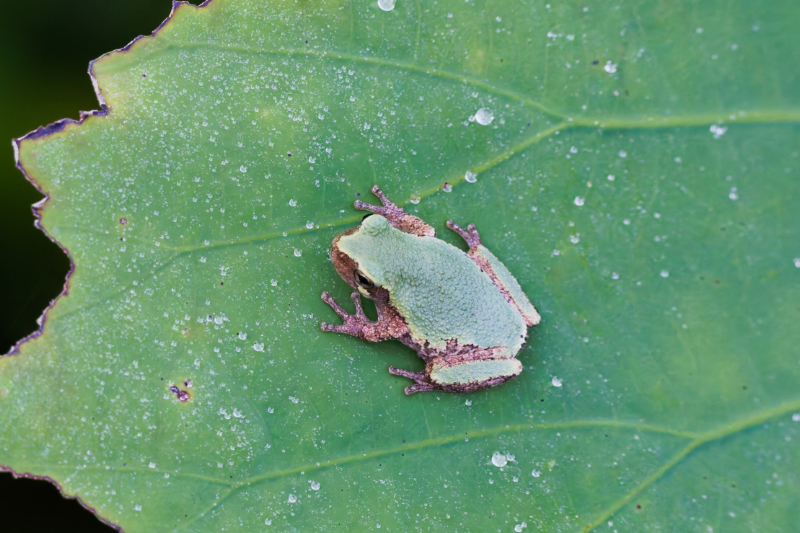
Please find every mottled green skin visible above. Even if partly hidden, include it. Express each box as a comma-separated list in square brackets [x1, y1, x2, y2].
[472, 245, 541, 326]
[338, 215, 527, 356]
[430, 358, 523, 385]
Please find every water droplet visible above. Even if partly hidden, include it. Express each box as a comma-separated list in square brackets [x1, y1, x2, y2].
[233, 408, 243, 418]
[288, 494, 297, 503]
[660, 270, 670, 278]
[270, 279, 277, 286]
[290, 396, 299, 404]
[294, 249, 302, 257]
[574, 196, 585, 206]
[200, 256, 207, 263]
[710, 124, 728, 138]
[149, 462, 156, 468]
[409, 194, 421, 204]
[474, 108, 494, 125]
[465, 171, 478, 183]
[532, 469, 541, 478]
[793, 258, 800, 268]
[729, 187, 738, 200]
[310, 481, 321, 490]
[308, 156, 316, 163]
[465, 399, 472, 406]
[607, 174, 615, 181]
[491, 452, 508, 467]
[134, 505, 142, 511]
[239, 165, 247, 173]
[611, 272, 619, 280]
[238, 332, 247, 340]
[604, 61, 617, 73]
[551, 376, 563, 387]
[792, 413, 800, 422]
[214, 316, 224, 325]
[265, 518, 272, 525]
[569, 146, 578, 154]
[618, 150, 627, 158]
[570, 234, 580, 244]
[515, 523, 527, 532]
[378, 0, 395, 10]
[289, 199, 297, 207]
[306, 221, 314, 229]
[253, 342, 265, 352]
[443, 182, 453, 193]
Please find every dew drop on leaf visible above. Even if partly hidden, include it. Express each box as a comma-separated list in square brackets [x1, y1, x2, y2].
[474, 108, 494, 125]
[491, 452, 508, 467]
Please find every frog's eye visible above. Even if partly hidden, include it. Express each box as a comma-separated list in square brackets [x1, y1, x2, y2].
[354, 270, 374, 288]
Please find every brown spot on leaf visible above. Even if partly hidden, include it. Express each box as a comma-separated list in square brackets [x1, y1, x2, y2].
[169, 384, 191, 402]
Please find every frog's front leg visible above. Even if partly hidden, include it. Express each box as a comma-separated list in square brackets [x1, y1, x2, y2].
[447, 220, 541, 326]
[354, 185, 435, 237]
[320, 291, 394, 342]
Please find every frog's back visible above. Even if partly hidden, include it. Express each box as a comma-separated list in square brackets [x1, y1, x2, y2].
[338, 215, 527, 354]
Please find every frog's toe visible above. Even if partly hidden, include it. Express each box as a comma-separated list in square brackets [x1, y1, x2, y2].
[350, 292, 367, 317]
[447, 220, 482, 247]
[321, 322, 348, 334]
[370, 185, 397, 207]
[388, 366, 426, 382]
[404, 383, 436, 394]
[321, 292, 349, 318]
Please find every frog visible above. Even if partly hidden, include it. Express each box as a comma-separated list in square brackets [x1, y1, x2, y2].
[320, 185, 540, 394]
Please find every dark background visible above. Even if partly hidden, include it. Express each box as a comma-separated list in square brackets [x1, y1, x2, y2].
[0, 0, 173, 530]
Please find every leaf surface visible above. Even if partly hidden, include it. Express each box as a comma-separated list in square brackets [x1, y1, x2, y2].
[3, 0, 799, 531]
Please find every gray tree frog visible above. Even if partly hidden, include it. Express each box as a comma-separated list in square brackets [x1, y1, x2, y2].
[320, 185, 540, 394]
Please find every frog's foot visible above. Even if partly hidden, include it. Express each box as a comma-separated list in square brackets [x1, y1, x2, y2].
[320, 291, 392, 342]
[354, 185, 435, 237]
[388, 367, 436, 394]
[447, 220, 482, 248]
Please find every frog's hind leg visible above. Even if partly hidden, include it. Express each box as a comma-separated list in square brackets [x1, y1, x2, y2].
[447, 220, 541, 326]
[354, 185, 435, 237]
[388, 366, 436, 394]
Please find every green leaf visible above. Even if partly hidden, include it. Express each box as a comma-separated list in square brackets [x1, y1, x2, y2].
[3, 0, 799, 531]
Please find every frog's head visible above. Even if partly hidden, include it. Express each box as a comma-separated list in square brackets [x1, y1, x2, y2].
[329, 216, 388, 301]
